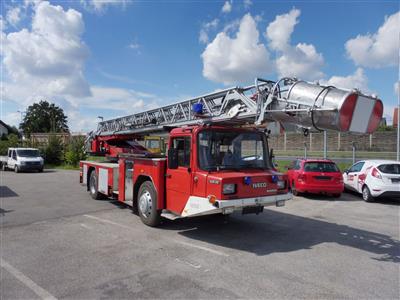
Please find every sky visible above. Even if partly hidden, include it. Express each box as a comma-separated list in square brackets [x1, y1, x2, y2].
[0, 0, 399, 132]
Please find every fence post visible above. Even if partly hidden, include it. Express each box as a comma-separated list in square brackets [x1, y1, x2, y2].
[309, 133, 312, 152]
[304, 142, 307, 159]
[337, 132, 341, 151]
[284, 132, 287, 151]
[352, 141, 356, 164]
[323, 131, 327, 159]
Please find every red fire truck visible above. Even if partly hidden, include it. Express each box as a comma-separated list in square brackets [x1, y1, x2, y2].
[80, 77, 383, 226]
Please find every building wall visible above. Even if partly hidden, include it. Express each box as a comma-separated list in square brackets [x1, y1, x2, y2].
[268, 131, 397, 152]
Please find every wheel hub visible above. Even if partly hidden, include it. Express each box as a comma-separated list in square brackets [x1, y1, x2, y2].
[139, 191, 152, 218]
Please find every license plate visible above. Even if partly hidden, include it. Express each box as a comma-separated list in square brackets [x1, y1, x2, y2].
[242, 206, 264, 215]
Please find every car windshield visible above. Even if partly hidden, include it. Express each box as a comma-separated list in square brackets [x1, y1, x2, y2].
[198, 130, 269, 171]
[377, 164, 400, 174]
[17, 149, 40, 157]
[304, 162, 339, 172]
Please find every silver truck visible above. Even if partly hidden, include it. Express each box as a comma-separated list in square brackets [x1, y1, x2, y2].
[0, 148, 44, 173]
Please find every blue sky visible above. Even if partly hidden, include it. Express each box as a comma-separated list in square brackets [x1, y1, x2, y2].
[1, 0, 399, 131]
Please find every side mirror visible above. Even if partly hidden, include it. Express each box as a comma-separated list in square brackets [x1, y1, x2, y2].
[167, 148, 178, 169]
[344, 169, 349, 174]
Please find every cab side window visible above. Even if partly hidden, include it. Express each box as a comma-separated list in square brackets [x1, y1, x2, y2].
[12, 150, 17, 160]
[294, 160, 301, 170]
[348, 162, 365, 173]
[172, 137, 191, 167]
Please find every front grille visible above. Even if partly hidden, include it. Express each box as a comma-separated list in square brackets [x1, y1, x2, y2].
[25, 161, 41, 166]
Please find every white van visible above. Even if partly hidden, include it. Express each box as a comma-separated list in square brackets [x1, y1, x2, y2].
[0, 148, 44, 173]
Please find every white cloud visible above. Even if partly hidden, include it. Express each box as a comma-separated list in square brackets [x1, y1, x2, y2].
[81, 0, 130, 13]
[199, 18, 219, 44]
[222, 1, 232, 14]
[244, 0, 252, 9]
[322, 68, 369, 94]
[266, 8, 324, 80]
[266, 8, 300, 52]
[6, 7, 21, 27]
[394, 81, 399, 96]
[345, 11, 400, 68]
[1, 1, 91, 98]
[201, 14, 274, 84]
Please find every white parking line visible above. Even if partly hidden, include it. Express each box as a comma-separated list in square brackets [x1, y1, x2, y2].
[177, 241, 229, 257]
[83, 214, 131, 230]
[0, 258, 57, 300]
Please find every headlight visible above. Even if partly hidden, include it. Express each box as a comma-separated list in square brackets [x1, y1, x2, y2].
[277, 180, 285, 189]
[20, 161, 26, 165]
[223, 183, 236, 194]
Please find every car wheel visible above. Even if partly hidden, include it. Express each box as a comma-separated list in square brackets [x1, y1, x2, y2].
[333, 193, 341, 198]
[2, 164, 7, 171]
[14, 165, 19, 173]
[362, 185, 374, 202]
[89, 171, 104, 200]
[137, 181, 161, 227]
[38, 168, 43, 173]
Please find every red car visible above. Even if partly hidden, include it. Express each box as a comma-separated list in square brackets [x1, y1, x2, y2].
[286, 159, 344, 197]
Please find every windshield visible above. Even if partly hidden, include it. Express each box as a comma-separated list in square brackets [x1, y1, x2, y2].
[17, 149, 40, 157]
[198, 130, 268, 171]
[304, 162, 339, 172]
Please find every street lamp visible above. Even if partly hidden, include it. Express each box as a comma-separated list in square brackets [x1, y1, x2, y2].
[97, 116, 104, 122]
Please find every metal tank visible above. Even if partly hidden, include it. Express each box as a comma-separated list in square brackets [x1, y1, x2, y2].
[266, 81, 383, 134]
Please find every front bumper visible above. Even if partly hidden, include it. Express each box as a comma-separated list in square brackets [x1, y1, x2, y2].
[215, 193, 292, 209]
[18, 164, 43, 171]
[181, 193, 292, 217]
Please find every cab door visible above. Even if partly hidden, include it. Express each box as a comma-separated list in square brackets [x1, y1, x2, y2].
[166, 136, 192, 214]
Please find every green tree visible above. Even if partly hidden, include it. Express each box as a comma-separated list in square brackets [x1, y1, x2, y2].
[65, 136, 87, 166]
[0, 133, 20, 155]
[20, 101, 69, 137]
[44, 135, 64, 165]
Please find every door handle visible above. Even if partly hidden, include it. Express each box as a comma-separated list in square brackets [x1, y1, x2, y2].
[166, 174, 171, 178]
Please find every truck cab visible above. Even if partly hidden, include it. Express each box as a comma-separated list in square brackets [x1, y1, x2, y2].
[1, 148, 44, 173]
[164, 126, 290, 217]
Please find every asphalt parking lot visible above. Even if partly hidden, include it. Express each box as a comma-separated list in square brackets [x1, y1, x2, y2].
[1, 169, 399, 299]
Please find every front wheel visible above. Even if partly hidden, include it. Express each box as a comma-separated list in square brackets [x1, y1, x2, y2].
[137, 181, 161, 227]
[362, 185, 374, 202]
[14, 165, 19, 173]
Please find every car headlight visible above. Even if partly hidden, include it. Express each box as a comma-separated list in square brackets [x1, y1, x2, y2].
[20, 161, 26, 165]
[277, 180, 286, 189]
[223, 183, 236, 195]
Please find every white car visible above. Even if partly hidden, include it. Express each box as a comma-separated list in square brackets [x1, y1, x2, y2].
[343, 160, 400, 202]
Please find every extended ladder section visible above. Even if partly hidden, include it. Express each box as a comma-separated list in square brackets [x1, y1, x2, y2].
[88, 77, 383, 146]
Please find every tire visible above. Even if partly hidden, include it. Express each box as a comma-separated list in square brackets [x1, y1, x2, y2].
[2, 164, 7, 171]
[14, 165, 19, 173]
[89, 171, 104, 200]
[333, 193, 341, 198]
[362, 185, 374, 202]
[137, 181, 161, 227]
[38, 168, 43, 173]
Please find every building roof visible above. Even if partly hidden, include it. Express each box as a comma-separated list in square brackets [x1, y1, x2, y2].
[0, 120, 12, 132]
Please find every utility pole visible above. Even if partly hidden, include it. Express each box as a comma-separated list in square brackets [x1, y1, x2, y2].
[323, 131, 327, 159]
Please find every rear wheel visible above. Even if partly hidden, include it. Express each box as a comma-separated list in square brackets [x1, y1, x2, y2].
[362, 185, 374, 202]
[1, 164, 7, 171]
[137, 181, 161, 227]
[89, 171, 104, 200]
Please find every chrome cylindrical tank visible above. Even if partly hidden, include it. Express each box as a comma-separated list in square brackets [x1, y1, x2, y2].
[268, 81, 383, 133]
